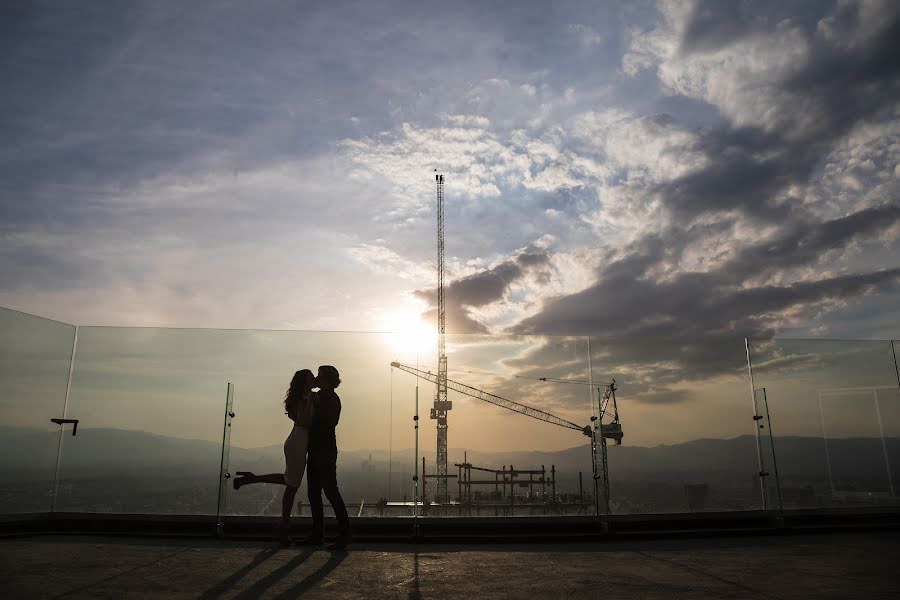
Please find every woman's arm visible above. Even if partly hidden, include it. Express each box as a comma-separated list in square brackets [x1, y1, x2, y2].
[297, 394, 315, 428]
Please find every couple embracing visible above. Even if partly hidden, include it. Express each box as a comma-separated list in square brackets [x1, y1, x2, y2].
[233, 365, 351, 549]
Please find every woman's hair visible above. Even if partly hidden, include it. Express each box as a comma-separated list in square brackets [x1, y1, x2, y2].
[318, 365, 341, 389]
[284, 369, 315, 414]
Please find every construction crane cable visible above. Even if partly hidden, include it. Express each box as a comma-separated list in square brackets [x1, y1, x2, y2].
[417, 364, 603, 386]
[391, 361, 590, 435]
[392, 362, 618, 422]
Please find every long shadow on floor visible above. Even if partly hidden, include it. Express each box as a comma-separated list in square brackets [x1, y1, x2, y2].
[233, 548, 316, 599]
[408, 551, 420, 600]
[269, 550, 349, 599]
[199, 546, 279, 600]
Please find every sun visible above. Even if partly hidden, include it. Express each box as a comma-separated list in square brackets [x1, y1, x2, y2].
[385, 311, 437, 357]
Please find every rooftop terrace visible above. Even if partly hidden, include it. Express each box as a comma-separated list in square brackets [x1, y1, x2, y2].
[3, 530, 899, 599]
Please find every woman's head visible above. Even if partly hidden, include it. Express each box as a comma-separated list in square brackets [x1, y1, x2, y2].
[317, 365, 341, 389]
[285, 368, 315, 413]
[291, 369, 315, 391]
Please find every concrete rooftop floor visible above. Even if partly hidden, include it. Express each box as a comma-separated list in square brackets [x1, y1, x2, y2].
[1, 531, 898, 599]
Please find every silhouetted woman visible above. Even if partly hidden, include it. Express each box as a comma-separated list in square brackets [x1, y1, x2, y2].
[232, 368, 315, 544]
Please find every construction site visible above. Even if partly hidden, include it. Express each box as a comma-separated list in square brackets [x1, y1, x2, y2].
[386, 173, 625, 520]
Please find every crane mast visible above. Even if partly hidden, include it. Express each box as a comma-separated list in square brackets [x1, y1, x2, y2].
[431, 173, 451, 504]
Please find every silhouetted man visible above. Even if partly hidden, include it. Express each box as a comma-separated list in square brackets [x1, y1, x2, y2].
[303, 364, 351, 549]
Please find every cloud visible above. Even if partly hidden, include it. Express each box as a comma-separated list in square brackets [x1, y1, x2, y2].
[3, 0, 898, 350]
[347, 243, 434, 280]
[566, 23, 604, 47]
[618, 0, 900, 225]
[514, 206, 900, 339]
[497, 0, 900, 345]
[340, 118, 523, 207]
[414, 250, 552, 333]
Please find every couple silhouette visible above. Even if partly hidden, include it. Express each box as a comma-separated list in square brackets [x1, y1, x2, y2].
[233, 365, 351, 549]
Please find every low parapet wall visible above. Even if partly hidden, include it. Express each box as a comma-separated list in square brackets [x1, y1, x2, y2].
[4, 508, 900, 543]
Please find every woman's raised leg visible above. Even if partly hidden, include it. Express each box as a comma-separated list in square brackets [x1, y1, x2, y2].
[233, 473, 286, 489]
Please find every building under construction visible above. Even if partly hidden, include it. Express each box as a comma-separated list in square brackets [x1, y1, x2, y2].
[417, 454, 594, 517]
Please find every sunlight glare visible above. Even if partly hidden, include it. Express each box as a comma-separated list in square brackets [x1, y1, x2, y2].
[386, 312, 437, 357]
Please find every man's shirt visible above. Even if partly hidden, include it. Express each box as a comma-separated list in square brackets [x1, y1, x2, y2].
[310, 389, 341, 450]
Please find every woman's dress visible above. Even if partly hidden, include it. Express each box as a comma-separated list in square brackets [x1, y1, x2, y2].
[283, 392, 314, 488]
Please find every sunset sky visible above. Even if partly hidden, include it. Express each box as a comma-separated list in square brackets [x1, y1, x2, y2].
[2, 1, 899, 451]
[2, 0, 898, 338]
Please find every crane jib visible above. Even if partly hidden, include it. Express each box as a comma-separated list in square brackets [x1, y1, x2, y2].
[390, 361, 588, 434]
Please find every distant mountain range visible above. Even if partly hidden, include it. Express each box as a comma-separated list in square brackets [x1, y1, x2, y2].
[3, 426, 897, 515]
[3, 425, 897, 488]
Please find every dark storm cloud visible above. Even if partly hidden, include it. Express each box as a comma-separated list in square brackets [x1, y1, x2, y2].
[499, 203, 900, 405]
[679, 0, 824, 55]
[447, 261, 523, 308]
[679, 0, 765, 54]
[512, 1, 900, 343]
[415, 251, 550, 333]
[721, 268, 900, 326]
[660, 1, 900, 221]
[725, 204, 900, 283]
[420, 303, 492, 335]
[447, 332, 749, 409]
[517, 335, 748, 407]
[516, 251, 552, 268]
[444, 335, 592, 415]
[630, 389, 692, 405]
[747, 345, 828, 375]
[514, 225, 900, 339]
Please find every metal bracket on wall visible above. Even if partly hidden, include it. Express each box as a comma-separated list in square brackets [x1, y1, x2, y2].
[51, 418, 79, 436]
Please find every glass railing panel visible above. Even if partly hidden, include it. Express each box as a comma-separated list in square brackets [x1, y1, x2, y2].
[0, 308, 75, 514]
[215, 382, 235, 535]
[16, 315, 894, 519]
[590, 337, 760, 514]
[55, 327, 242, 514]
[404, 334, 594, 517]
[748, 339, 900, 509]
[753, 388, 782, 511]
[387, 339, 423, 519]
[225, 330, 421, 519]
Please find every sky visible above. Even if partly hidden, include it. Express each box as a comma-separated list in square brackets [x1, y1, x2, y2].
[2, 1, 900, 451]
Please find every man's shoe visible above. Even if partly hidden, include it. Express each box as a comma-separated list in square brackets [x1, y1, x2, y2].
[276, 522, 291, 546]
[299, 534, 324, 546]
[326, 530, 352, 551]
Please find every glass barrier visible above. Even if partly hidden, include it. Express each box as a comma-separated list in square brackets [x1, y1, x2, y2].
[753, 388, 782, 511]
[590, 337, 761, 514]
[6, 307, 899, 520]
[215, 382, 235, 535]
[0, 308, 75, 514]
[748, 339, 900, 509]
[55, 327, 242, 514]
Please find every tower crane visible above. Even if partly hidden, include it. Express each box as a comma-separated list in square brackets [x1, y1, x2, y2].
[432, 172, 450, 504]
[391, 361, 623, 515]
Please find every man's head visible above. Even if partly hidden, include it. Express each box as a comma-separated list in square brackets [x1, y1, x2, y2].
[317, 365, 341, 390]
